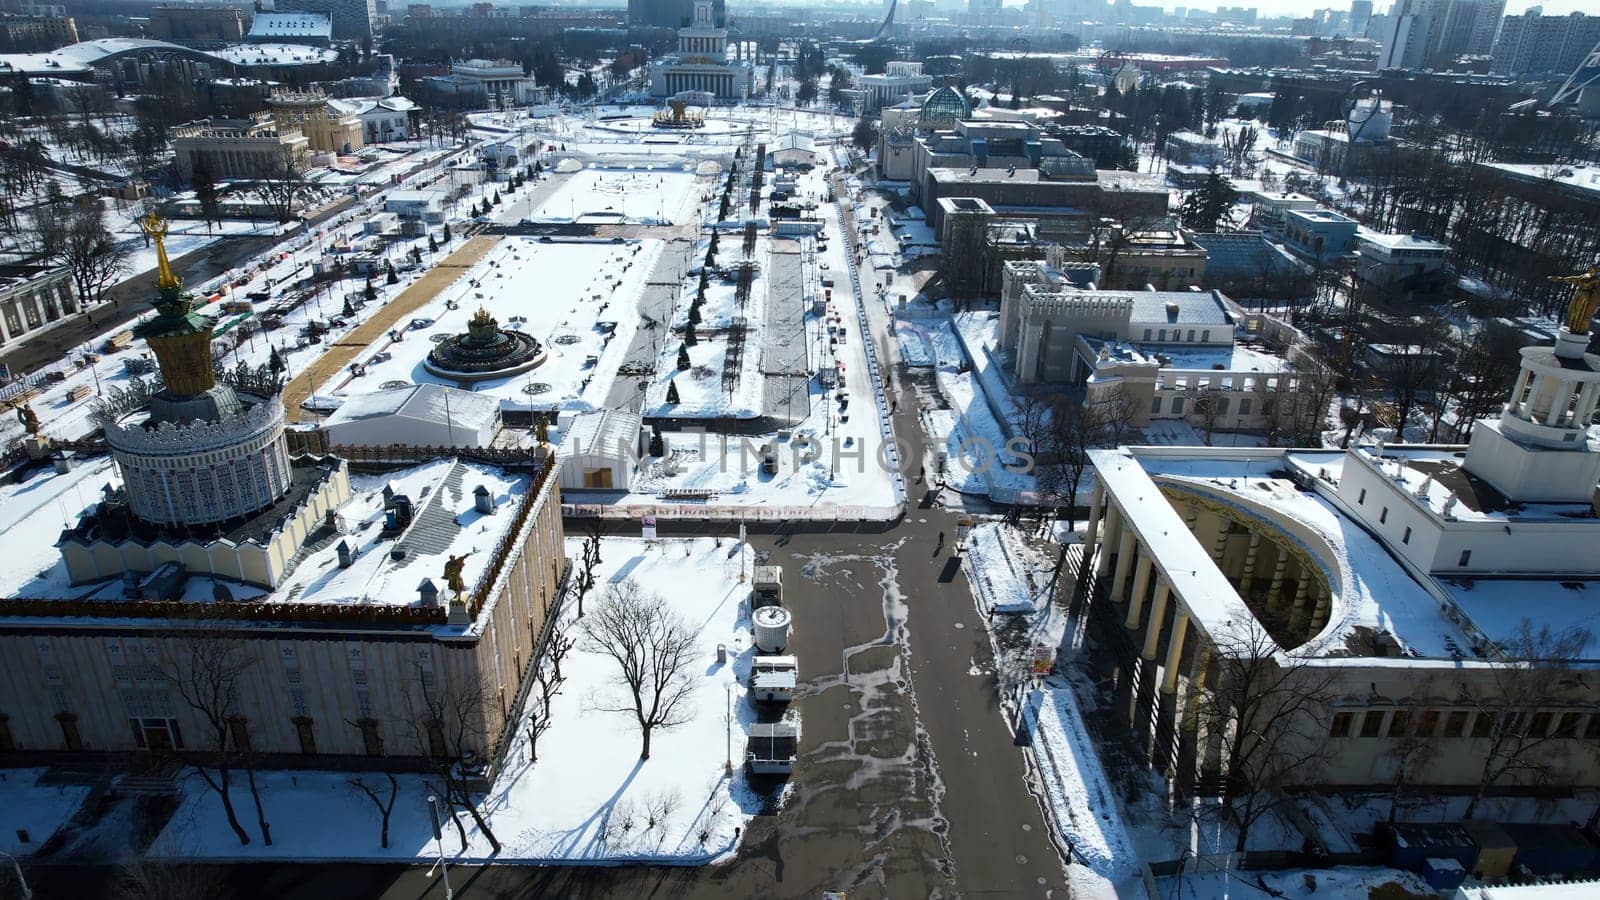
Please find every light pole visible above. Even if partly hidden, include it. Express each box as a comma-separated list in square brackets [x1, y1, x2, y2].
[427, 795, 454, 900]
[724, 682, 733, 776]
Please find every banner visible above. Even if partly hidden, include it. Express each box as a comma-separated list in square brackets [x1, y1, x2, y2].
[642, 514, 657, 540]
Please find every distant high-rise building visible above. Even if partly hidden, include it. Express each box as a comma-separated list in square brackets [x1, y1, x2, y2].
[1379, 0, 1502, 70]
[1493, 11, 1600, 76]
[1348, 0, 1373, 36]
[628, 0, 721, 27]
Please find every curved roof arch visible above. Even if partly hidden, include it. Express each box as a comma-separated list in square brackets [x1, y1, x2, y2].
[0, 38, 335, 77]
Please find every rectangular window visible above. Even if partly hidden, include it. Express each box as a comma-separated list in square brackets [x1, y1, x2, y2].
[1387, 710, 1410, 738]
[1239, 399, 1252, 416]
[1379, 507, 1389, 524]
[1188, 329, 1196, 342]
[1151, 397, 1162, 414]
[1143, 328, 1151, 341]
[57, 713, 81, 751]
[1402, 526, 1412, 544]
[1202, 330, 1210, 342]
[1330, 712, 1353, 737]
[1470, 712, 1494, 738]
[229, 717, 251, 753]
[1360, 711, 1384, 738]
[1158, 329, 1167, 341]
[1443, 710, 1468, 738]
[293, 716, 316, 755]
[1358, 488, 1366, 505]
[1556, 712, 1581, 738]
[427, 721, 448, 758]
[1528, 711, 1553, 738]
[1172, 397, 1186, 415]
[1414, 710, 1438, 737]
[358, 718, 383, 757]
[1459, 550, 1472, 567]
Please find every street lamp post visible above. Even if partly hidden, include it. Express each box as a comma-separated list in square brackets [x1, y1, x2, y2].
[427, 795, 454, 900]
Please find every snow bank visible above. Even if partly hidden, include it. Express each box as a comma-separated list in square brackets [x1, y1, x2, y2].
[963, 522, 1052, 614]
[1025, 685, 1138, 883]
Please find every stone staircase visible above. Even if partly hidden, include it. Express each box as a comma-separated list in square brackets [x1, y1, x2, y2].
[392, 460, 467, 568]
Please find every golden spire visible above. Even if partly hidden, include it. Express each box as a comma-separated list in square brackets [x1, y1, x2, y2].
[470, 306, 495, 327]
[139, 213, 180, 296]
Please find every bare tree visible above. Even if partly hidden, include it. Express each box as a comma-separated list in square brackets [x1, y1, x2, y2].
[1382, 684, 1445, 824]
[526, 613, 573, 763]
[1015, 389, 1125, 530]
[1191, 387, 1228, 446]
[155, 627, 271, 847]
[250, 156, 312, 224]
[1462, 621, 1592, 819]
[59, 205, 131, 310]
[348, 773, 401, 849]
[574, 519, 603, 618]
[1196, 618, 1335, 852]
[112, 858, 222, 900]
[583, 580, 699, 760]
[399, 666, 503, 853]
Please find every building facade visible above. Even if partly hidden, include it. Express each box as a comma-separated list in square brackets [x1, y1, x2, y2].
[1079, 290, 1600, 794]
[0, 265, 77, 347]
[1492, 11, 1600, 76]
[648, 0, 751, 100]
[172, 114, 310, 180]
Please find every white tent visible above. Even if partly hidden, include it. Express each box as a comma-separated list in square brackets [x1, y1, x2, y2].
[322, 384, 502, 449]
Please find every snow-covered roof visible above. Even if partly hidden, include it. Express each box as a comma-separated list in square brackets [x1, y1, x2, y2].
[1356, 230, 1449, 252]
[1093, 446, 1477, 662]
[246, 11, 332, 41]
[1128, 290, 1233, 326]
[322, 383, 501, 432]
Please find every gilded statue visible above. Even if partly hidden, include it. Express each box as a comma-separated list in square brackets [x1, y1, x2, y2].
[442, 552, 471, 597]
[1552, 256, 1600, 335]
[138, 213, 180, 295]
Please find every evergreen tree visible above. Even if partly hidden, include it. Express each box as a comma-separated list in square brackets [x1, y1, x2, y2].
[684, 323, 697, 346]
[343, 297, 355, 317]
[1178, 171, 1240, 232]
[492, 191, 501, 206]
[677, 342, 691, 370]
[268, 345, 286, 376]
[648, 426, 664, 457]
[428, 235, 439, 254]
[687, 303, 701, 327]
[442, 223, 452, 242]
[665, 380, 680, 404]
[363, 277, 377, 303]
[386, 260, 399, 285]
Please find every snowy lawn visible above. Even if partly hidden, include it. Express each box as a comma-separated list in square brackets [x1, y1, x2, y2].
[0, 769, 91, 857]
[148, 537, 765, 863]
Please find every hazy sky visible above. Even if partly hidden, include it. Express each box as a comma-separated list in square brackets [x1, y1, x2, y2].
[1156, 0, 1591, 14]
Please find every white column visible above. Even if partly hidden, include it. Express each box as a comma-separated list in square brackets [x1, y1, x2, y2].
[1084, 482, 1106, 552]
[1126, 552, 1153, 627]
[1546, 379, 1571, 426]
[1095, 503, 1121, 577]
[1111, 528, 1137, 600]
[1162, 611, 1189, 694]
[1239, 531, 1263, 595]
[1142, 581, 1171, 661]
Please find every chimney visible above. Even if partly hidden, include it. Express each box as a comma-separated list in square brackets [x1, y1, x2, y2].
[417, 578, 439, 608]
[337, 539, 354, 568]
[473, 484, 495, 514]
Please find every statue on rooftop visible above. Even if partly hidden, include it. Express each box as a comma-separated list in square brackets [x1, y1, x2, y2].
[1552, 255, 1600, 336]
[443, 552, 471, 597]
